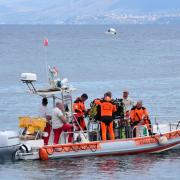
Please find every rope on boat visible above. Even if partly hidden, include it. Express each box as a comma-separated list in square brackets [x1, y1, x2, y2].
[45, 147, 54, 155]
[89, 144, 98, 152]
[40, 142, 99, 160]
[51, 143, 98, 153]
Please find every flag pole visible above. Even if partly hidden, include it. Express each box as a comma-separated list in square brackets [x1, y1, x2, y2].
[44, 38, 49, 85]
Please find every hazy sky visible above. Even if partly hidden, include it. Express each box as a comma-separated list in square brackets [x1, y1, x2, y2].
[0, 0, 180, 24]
[0, 0, 180, 13]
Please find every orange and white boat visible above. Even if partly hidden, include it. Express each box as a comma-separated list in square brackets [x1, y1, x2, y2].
[3, 70, 180, 161]
[14, 119, 180, 161]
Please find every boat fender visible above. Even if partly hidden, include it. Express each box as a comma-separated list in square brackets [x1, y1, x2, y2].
[39, 147, 49, 161]
[158, 136, 168, 145]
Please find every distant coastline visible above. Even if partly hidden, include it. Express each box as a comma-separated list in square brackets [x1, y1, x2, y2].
[1, 13, 180, 25]
[1, 0, 180, 25]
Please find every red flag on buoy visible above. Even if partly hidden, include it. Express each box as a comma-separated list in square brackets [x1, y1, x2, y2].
[44, 38, 48, 46]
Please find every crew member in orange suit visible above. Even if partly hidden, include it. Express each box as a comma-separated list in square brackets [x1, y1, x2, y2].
[130, 100, 152, 136]
[100, 92, 117, 141]
[73, 93, 88, 131]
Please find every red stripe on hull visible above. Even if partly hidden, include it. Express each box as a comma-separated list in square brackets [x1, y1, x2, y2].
[49, 141, 180, 160]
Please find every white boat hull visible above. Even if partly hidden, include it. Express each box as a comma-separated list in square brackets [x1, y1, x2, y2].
[2, 122, 180, 161]
[48, 134, 180, 159]
[15, 128, 180, 161]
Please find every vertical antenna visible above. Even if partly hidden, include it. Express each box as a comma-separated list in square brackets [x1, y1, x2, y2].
[43, 38, 49, 85]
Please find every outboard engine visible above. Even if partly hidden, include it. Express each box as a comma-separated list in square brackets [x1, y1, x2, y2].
[0, 130, 20, 156]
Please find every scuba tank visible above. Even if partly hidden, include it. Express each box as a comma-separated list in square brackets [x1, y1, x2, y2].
[119, 119, 126, 139]
[112, 99, 126, 139]
[120, 127, 126, 139]
[89, 104, 97, 119]
[113, 120, 120, 139]
[143, 126, 148, 136]
[89, 99, 101, 120]
[112, 98, 125, 119]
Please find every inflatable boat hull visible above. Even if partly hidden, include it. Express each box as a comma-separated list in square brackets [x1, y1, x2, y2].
[16, 129, 180, 161]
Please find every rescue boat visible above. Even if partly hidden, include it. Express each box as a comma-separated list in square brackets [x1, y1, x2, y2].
[10, 69, 180, 161]
[14, 119, 180, 161]
[1, 68, 180, 161]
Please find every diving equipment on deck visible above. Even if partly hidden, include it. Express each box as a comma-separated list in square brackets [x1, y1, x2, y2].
[113, 98, 124, 119]
[88, 120, 101, 141]
[113, 118, 132, 139]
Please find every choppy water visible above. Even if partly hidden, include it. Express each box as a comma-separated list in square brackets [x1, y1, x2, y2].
[0, 25, 180, 179]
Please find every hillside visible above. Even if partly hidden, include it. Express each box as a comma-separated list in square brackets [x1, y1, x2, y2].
[0, 0, 180, 24]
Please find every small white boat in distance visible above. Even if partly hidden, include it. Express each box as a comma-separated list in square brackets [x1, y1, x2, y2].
[105, 28, 117, 35]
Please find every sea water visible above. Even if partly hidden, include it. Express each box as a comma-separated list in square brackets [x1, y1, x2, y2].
[0, 25, 180, 179]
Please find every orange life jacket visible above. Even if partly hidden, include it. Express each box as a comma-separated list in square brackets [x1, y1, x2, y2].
[73, 98, 86, 117]
[94, 99, 101, 105]
[130, 106, 148, 123]
[100, 99, 117, 122]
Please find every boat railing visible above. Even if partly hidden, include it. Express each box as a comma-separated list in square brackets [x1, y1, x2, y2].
[61, 122, 152, 144]
[61, 125, 150, 144]
[59, 118, 101, 144]
[153, 121, 180, 135]
[132, 125, 149, 137]
[169, 121, 180, 132]
[61, 130, 99, 144]
[72, 115, 98, 141]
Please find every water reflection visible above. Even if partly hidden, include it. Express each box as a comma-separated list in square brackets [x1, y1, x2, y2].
[1, 150, 179, 179]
